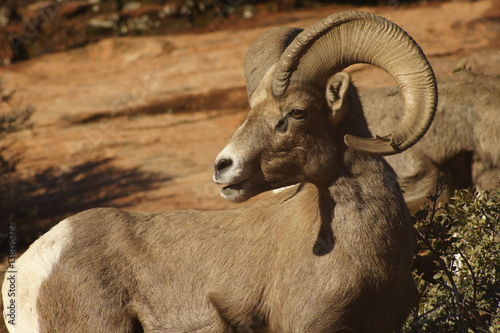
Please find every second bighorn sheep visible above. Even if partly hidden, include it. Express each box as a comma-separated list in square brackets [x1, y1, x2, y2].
[3, 11, 437, 332]
[361, 72, 500, 211]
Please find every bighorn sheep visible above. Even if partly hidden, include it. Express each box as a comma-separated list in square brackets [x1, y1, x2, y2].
[2, 11, 437, 332]
[361, 72, 500, 211]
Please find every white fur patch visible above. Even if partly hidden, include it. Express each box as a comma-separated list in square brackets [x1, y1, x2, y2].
[272, 185, 298, 194]
[2, 218, 72, 332]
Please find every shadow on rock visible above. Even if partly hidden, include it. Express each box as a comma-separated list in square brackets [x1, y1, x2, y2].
[0, 157, 170, 256]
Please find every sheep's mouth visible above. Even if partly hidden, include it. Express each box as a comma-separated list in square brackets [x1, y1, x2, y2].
[221, 178, 249, 192]
[219, 178, 254, 203]
[216, 169, 272, 203]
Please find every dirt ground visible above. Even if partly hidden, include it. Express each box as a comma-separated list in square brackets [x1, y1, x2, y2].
[0, 0, 500, 330]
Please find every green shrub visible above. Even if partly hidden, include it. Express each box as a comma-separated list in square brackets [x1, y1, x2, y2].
[402, 182, 500, 332]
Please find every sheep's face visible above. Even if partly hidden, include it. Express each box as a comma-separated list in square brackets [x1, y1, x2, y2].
[214, 73, 351, 202]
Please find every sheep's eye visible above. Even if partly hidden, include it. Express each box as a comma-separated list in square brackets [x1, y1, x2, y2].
[290, 109, 308, 120]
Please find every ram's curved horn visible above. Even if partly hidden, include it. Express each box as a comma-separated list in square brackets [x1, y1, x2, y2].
[244, 27, 302, 102]
[272, 11, 437, 156]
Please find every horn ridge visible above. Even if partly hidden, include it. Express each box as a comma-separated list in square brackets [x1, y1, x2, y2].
[244, 27, 303, 100]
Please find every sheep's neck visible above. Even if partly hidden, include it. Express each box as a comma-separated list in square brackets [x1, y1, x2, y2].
[319, 151, 413, 277]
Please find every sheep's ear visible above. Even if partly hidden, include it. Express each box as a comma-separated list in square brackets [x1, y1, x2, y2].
[326, 72, 351, 126]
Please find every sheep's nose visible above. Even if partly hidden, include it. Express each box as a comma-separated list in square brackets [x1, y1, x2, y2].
[214, 158, 233, 175]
